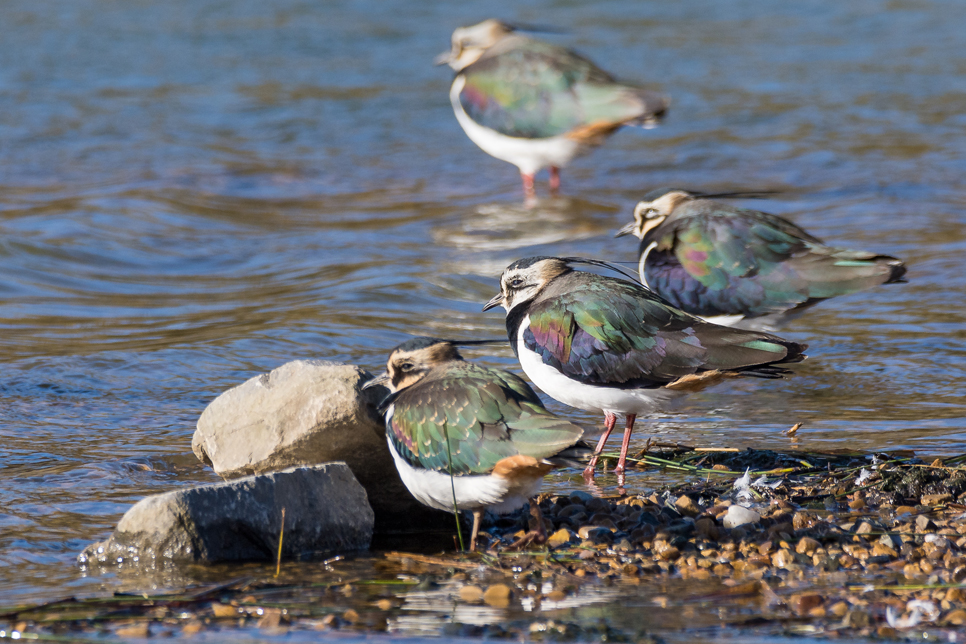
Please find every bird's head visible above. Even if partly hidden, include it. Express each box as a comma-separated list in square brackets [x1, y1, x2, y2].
[434, 19, 514, 70]
[483, 256, 572, 314]
[365, 337, 464, 393]
[615, 189, 694, 240]
[365, 337, 506, 393]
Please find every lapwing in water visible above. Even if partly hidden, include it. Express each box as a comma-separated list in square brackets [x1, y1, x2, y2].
[435, 19, 669, 199]
[616, 189, 908, 331]
[483, 257, 807, 485]
[364, 337, 588, 551]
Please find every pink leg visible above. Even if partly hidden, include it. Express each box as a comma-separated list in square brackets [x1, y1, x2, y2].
[549, 166, 560, 193]
[521, 172, 536, 198]
[583, 412, 617, 481]
[614, 414, 637, 487]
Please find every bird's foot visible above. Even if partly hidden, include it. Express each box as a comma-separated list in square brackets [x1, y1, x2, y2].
[582, 464, 597, 482]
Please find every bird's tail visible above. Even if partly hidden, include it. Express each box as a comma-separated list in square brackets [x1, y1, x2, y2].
[545, 441, 596, 468]
[630, 89, 670, 127]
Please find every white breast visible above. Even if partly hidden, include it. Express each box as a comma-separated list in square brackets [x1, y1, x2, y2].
[386, 434, 537, 515]
[515, 315, 681, 416]
[450, 76, 584, 175]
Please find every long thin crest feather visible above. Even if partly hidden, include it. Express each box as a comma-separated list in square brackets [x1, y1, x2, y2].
[559, 256, 643, 283]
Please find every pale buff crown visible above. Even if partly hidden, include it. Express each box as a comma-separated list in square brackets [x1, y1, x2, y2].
[436, 19, 514, 71]
[624, 190, 693, 239]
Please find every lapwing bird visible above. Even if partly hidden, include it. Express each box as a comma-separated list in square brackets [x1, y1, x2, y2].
[616, 189, 908, 331]
[364, 337, 587, 551]
[436, 19, 669, 198]
[483, 257, 807, 484]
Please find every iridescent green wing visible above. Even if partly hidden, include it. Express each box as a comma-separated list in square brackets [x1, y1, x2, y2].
[459, 39, 659, 139]
[523, 274, 798, 385]
[644, 202, 904, 317]
[388, 363, 582, 475]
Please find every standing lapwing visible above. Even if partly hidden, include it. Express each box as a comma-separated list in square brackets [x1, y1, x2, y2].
[616, 189, 908, 331]
[483, 257, 807, 484]
[436, 19, 668, 198]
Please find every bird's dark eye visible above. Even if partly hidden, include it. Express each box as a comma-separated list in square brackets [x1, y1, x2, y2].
[508, 277, 524, 288]
[398, 362, 414, 372]
[643, 208, 658, 219]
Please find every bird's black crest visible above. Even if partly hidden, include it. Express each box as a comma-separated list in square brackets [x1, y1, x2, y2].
[506, 256, 557, 271]
[640, 187, 693, 202]
[640, 187, 780, 202]
[391, 336, 506, 353]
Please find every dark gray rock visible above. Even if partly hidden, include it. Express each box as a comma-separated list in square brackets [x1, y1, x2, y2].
[191, 359, 453, 536]
[81, 464, 371, 566]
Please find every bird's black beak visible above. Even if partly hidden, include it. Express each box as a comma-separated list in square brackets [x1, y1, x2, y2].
[433, 50, 454, 66]
[482, 292, 504, 311]
[362, 372, 390, 390]
[614, 222, 638, 238]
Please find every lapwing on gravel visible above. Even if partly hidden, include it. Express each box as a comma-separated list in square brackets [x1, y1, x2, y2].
[483, 256, 807, 485]
[616, 189, 908, 331]
[436, 19, 668, 199]
[364, 337, 589, 551]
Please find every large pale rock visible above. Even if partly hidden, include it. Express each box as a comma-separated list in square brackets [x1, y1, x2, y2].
[81, 464, 371, 565]
[192, 360, 452, 536]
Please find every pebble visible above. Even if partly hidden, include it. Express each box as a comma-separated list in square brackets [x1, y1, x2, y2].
[459, 586, 484, 603]
[483, 584, 512, 607]
[790, 593, 824, 615]
[943, 608, 966, 625]
[795, 537, 820, 555]
[674, 495, 700, 517]
[772, 549, 794, 568]
[547, 528, 573, 547]
[722, 505, 760, 528]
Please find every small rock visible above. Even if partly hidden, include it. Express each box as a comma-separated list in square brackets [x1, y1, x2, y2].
[569, 491, 593, 503]
[772, 549, 794, 568]
[722, 505, 760, 529]
[796, 537, 820, 555]
[547, 528, 574, 547]
[483, 584, 512, 607]
[257, 609, 282, 629]
[946, 588, 966, 602]
[657, 545, 681, 561]
[848, 498, 866, 510]
[694, 517, 719, 541]
[557, 504, 585, 519]
[116, 624, 150, 638]
[942, 609, 966, 626]
[792, 512, 817, 530]
[790, 593, 824, 615]
[872, 542, 897, 558]
[877, 626, 897, 638]
[855, 521, 873, 535]
[342, 609, 359, 623]
[674, 495, 700, 517]
[844, 609, 870, 628]
[459, 586, 484, 602]
[376, 599, 392, 611]
[211, 603, 237, 618]
[895, 505, 917, 517]
[916, 515, 935, 532]
[829, 601, 850, 618]
[922, 493, 952, 506]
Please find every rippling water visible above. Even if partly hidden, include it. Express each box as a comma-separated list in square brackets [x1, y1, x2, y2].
[2, 0, 966, 614]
